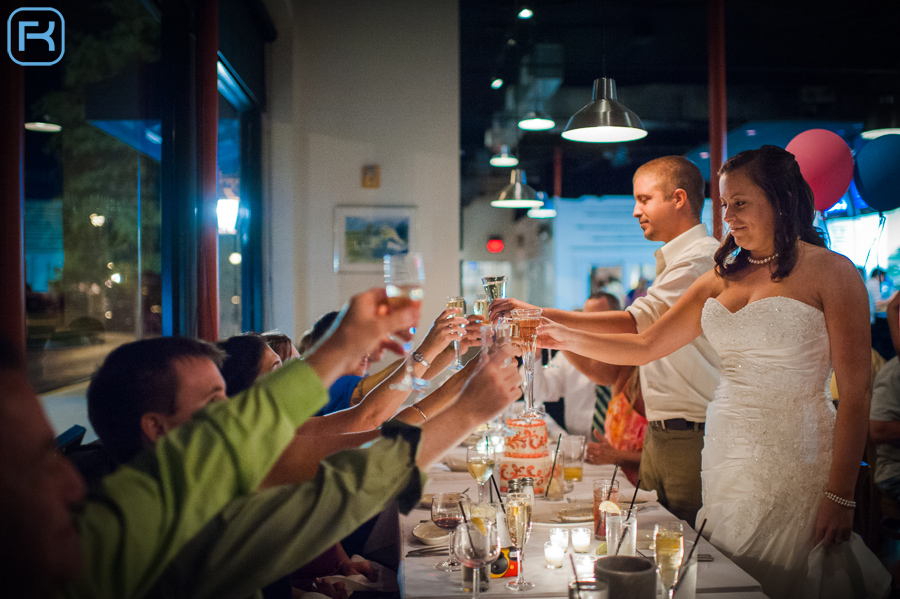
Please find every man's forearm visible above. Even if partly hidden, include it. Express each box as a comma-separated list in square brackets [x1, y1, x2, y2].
[563, 351, 626, 385]
[871, 420, 900, 446]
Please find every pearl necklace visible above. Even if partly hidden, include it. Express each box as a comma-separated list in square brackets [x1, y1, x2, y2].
[747, 252, 779, 265]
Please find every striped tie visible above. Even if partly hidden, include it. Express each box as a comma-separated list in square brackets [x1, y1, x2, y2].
[592, 384, 612, 436]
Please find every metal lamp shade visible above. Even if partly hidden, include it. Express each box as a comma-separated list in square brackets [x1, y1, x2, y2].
[518, 110, 556, 131]
[561, 77, 647, 143]
[489, 145, 519, 167]
[491, 169, 543, 208]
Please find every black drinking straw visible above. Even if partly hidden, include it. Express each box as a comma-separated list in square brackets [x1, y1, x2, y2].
[458, 500, 476, 548]
[490, 475, 505, 511]
[595, 463, 619, 535]
[673, 518, 707, 593]
[614, 480, 642, 556]
[544, 434, 563, 498]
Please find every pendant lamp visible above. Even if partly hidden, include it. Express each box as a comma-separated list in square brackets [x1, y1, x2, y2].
[491, 169, 543, 208]
[518, 109, 555, 131]
[527, 193, 556, 218]
[862, 95, 900, 140]
[489, 145, 519, 167]
[561, 77, 647, 142]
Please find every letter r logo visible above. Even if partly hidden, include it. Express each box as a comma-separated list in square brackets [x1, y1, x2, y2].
[7, 8, 65, 66]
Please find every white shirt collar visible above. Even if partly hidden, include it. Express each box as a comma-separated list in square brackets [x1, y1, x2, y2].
[653, 223, 711, 276]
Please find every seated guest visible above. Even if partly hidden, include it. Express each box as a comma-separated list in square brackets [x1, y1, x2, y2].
[870, 355, 900, 503]
[263, 331, 301, 363]
[0, 288, 523, 599]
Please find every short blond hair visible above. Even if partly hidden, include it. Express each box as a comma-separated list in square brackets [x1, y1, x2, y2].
[634, 156, 705, 219]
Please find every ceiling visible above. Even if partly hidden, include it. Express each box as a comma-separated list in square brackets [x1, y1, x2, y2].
[459, 0, 900, 207]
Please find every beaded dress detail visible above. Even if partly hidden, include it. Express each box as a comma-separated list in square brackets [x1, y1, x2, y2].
[697, 296, 888, 599]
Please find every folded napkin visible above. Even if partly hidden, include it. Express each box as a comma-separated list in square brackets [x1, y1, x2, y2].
[441, 448, 469, 472]
[322, 556, 399, 596]
[568, 488, 658, 505]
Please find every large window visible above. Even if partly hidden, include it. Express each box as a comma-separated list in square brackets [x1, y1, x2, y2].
[24, 0, 161, 392]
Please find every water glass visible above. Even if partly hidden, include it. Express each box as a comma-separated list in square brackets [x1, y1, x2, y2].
[568, 579, 610, 599]
[452, 521, 501, 599]
[605, 510, 637, 556]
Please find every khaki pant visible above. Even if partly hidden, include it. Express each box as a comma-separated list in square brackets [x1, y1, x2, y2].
[638, 424, 704, 525]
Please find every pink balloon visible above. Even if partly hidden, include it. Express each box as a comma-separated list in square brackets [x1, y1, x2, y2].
[785, 129, 854, 212]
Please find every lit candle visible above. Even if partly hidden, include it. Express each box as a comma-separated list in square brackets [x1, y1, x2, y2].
[549, 527, 569, 550]
[571, 527, 592, 553]
[574, 555, 598, 580]
[544, 541, 565, 568]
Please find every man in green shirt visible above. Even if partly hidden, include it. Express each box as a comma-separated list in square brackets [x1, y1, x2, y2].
[0, 288, 523, 599]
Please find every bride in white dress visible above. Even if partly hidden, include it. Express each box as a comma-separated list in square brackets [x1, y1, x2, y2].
[538, 146, 890, 598]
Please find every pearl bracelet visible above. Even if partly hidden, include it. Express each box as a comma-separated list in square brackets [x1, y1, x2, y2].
[824, 491, 856, 509]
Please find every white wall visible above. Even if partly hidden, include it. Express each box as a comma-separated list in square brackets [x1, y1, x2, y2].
[263, 0, 461, 341]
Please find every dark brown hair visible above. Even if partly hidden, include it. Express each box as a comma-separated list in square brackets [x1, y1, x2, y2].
[217, 333, 268, 396]
[262, 331, 295, 363]
[87, 337, 225, 463]
[714, 145, 826, 281]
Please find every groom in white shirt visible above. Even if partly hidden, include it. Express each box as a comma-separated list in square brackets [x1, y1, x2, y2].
[491, 156, 720, 523]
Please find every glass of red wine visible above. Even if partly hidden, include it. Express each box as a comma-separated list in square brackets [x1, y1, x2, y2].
[431, 492, 469, 571]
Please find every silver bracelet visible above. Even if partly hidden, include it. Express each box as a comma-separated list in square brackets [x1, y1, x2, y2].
[824, 491, 856, 509]
[410, 404, 428, 422]
[412, 351, 431, 368]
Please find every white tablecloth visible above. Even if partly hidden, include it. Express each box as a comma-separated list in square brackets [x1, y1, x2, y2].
[399, 460, 766, 598]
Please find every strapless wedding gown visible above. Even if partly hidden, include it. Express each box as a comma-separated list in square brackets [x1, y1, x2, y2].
[698, 297, 889, 599]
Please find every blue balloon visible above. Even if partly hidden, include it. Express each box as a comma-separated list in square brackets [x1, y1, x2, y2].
[855, 134, 900, 213]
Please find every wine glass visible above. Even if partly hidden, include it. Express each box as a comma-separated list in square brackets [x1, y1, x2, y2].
[481, 276, 507, 302]
[505, 494, 534, 590]
[452, 521, 501, 599]
[431, 492, 468, 571]
[654, 521, 685, 598]
[511, 308, 544, 419]
[446, 296, 467, 370]
[466, 442, 496, 505]
[383, 253, 425, 391]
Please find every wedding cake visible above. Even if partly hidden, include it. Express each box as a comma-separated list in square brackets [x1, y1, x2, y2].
[498, 418, 549, 494]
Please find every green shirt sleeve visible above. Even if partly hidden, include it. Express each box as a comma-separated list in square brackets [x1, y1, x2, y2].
[143, 421, 426, 599]
[64, 360, 328, 599]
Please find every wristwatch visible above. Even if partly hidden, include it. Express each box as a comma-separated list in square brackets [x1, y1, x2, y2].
[411, 352, 431, 368]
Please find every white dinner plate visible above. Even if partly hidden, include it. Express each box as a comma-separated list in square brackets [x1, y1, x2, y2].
[412, 521, 449, 546]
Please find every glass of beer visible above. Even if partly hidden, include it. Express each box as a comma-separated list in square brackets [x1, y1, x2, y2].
[561, 435, 586, 482]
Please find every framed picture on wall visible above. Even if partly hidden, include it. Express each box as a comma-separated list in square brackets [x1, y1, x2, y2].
[333, 205, 416, 273]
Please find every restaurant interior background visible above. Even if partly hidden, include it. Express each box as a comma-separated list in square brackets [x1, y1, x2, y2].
[6, 0, 899, 436]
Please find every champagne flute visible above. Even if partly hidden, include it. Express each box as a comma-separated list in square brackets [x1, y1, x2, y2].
[481, 276, 507, 302]
[654, 521, 685, 598]
[452, 521, 501, 599]
[511, 308, 544, 419]
[446, 296, 467, 370]
[383, 253, 425, 391]
[431, 492, 468, 571]
[472, 293, 490, 320]
[505, 494, 534, 590]
[466, 442, 496, 505]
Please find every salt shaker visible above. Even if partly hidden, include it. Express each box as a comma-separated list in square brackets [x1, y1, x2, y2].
[519, 477, 536, 505]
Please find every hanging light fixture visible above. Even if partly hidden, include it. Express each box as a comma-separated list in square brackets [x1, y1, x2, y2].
[489, 145, 519, 167]
[561, 1, 646, 143]
[562, 77, 647, 142]
[518, 108, 555, 131]
[491, 169, 543, 208]
[862, 95, 900, 140]
[527, 192, 556, 218]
